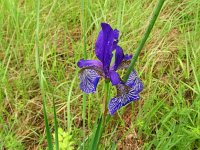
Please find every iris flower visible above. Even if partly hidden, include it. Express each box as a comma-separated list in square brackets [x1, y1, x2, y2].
[77, 23, 143, 115]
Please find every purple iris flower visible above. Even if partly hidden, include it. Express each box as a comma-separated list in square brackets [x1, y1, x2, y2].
[77, 23, 143, 115]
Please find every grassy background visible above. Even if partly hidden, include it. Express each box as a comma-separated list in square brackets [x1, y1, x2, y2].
[0, 0, 200, 149]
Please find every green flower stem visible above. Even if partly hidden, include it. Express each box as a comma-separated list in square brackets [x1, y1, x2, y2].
[96, 80, 110, 149]
[123, 0, 165, 82]
[103, 80, 110, 119]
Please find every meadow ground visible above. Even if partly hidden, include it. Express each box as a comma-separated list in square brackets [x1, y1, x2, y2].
[0, 0, 200, 149]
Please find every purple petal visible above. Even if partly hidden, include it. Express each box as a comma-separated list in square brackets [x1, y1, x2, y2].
[113, 46, 124, 70]
[109, 70, 121, 85]
[77, 59, 102, 68]
[108, 71, 144, 115]
[101, 23, 115, 76]
[112, 29, 119, 51]
[126, 70, 144, 93]
[117, 54, 132, 70]
[124, 54, 132, 61]
[108, 84, 140, 115]
[111, 30, 120, 51]
[95, 30, 104, 62]
[113, 29, 119, 40]
[95, 23, 115, 77]
[112, 41, 118, 51]
[79, 68, 100, 94]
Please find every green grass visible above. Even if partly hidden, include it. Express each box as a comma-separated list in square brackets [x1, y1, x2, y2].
[0, 0, 200, 149]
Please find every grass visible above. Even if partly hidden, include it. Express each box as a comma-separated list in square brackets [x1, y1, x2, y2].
[0, 0, 200, 149]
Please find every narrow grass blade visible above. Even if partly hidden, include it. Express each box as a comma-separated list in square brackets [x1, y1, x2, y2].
[42, 91, 53, 150]
[82, 93, 87, 149]
[81, 0, 88, 149]
[89, 116, 103, 150]
[40, 72, 53, 150]
[53, 94, 59, 150]
[89, 80, 111, 149]
[67, 76, 76, 133]
[35, 0, 53, 149]
[81, 0, 87, 59]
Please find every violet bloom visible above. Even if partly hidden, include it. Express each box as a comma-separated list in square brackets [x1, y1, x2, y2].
[77, 23, 143, 115]
[78, 23, 129, 92]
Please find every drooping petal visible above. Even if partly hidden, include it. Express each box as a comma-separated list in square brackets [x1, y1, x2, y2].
[113, 46, 124, 71]
[78, 68, 101, 94]
[126, 70, 144, 93]
[77, 59, 103, 68]
[108, 70, 143, 115]
[108, 84, 140, 115]
[109, 70, 121, 85]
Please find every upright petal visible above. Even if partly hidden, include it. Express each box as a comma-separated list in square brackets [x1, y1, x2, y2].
[113, 29, 119, 40]
[95, 30, 104, 62]
[112, 29, 119, 50]
[108, 84, 140, 115]
[116, 54, 132, 70]
[109, 70, 121, 85]
[113, 46, 124, 71]
[78, 68, 101, 94]
[101, 23, 115, 76]
[95, 23, 115, 76]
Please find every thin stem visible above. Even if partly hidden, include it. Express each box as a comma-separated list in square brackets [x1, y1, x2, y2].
[81, 0, 87, 59]
[53, 94, 59, 150]
[103, 80, 110, 119]
[35, 0, 40, 73]
[35, 0, 53, 149]
[81, 0, 87, 149]
[93, 80, 110, 149]
[123, 0, 165, 81]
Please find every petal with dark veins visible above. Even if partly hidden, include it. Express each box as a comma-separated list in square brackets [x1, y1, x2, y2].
[126, 70, 144, 93]
[79, 68, 101, 94]
[108, 70, 143, 115]
[108, 84, 140, 115]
